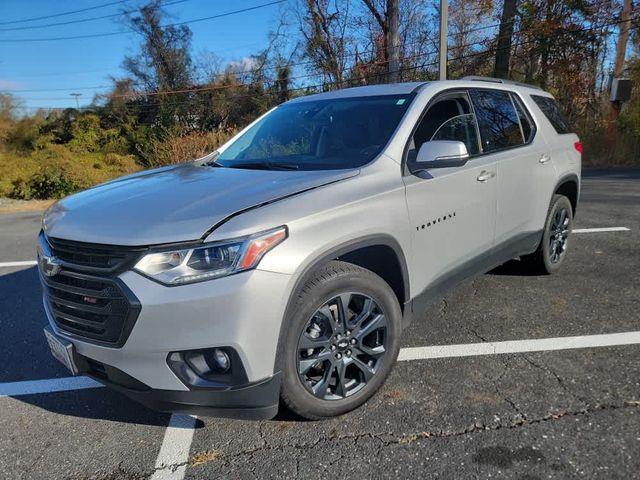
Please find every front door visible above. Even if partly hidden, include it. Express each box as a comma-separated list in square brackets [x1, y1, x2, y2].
[403, 91, 497, 296]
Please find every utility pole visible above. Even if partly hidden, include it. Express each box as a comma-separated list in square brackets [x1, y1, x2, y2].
[70, 93, 81, 109]
[387, 0, 400, 83]
[439, 0, 448, 81]
[606, 0, 632, 152]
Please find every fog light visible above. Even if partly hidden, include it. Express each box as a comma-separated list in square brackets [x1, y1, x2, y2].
[168, 347, 248, 388]
[212, 348, 230, 372]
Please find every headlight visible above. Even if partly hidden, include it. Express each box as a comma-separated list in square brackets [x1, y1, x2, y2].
[134, 226, 287, 285]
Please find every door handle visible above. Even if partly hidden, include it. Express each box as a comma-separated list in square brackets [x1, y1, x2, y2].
[476, 170, 495, 182]
[539, 154, 551, 164]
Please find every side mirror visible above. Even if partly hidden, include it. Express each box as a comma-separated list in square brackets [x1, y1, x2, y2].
[410, 140, 470, 172]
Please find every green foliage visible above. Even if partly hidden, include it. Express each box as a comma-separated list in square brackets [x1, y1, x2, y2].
[10, 168, 78, 200]
[7, 115, 45, 152]
[0, 146, 140, 199]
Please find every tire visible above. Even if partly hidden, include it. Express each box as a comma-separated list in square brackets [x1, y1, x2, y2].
[280, 261, 402, 420]
[522, 194, 573, 274]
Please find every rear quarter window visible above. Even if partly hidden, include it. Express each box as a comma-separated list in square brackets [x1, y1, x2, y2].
[531, 95, 572, 134]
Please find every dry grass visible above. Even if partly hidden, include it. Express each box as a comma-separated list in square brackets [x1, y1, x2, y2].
[141, 129, 236, 167]
[189, 450, 224, 466]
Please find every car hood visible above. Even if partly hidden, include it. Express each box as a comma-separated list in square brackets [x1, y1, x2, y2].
[43, 163, 359, 246]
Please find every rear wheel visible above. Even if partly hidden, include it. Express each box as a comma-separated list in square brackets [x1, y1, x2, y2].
[523, 194, 573, 274]
[280, 261, 401, 420]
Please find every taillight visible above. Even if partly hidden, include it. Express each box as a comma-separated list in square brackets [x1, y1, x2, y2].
[574, 141, 583, 154]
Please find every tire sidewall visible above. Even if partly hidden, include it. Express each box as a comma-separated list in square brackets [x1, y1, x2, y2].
[281, 264, 402, 419]
[541, 195, 573, 273]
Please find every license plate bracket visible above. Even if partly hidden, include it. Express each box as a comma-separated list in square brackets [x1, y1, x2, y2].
[44, 327, 80, 375]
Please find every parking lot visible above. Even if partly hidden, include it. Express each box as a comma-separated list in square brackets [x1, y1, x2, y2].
[1, 168, 639, 480]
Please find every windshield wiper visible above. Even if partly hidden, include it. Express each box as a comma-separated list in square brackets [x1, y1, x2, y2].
[204, 159, 225, 168]
[228, 162, 300, 171]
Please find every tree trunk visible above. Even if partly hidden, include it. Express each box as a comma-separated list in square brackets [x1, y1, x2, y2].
[387, 0, 401, 82]
[493, 0, 517, 79]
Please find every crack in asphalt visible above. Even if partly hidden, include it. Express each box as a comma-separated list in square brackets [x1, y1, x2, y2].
[169, 401, 640, 473]
[521, 355, 589, 407]
[440, 297, 448, 318]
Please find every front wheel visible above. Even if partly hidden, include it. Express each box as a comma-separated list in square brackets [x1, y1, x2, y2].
[522, 194, 573, 274]
[280, 261, 401, 420]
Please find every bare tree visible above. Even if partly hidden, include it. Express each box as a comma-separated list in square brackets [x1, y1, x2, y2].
[361, 0, 401, 82]
[447, 0, 494, 78]
[299, 0, 351, 87]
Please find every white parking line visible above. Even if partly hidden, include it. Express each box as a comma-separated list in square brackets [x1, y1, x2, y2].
[2, 330, 640, 477]
[573, 227, 630, 233]
[397, 331, 640, 361]
[4, 330, 640, 398]
[150, 414, 197, 480]
[0, 376, 102, 397]
[0, 260, 37, 268]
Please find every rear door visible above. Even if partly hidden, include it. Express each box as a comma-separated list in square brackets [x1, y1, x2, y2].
[403, 90, 497, 294]
[468, 88, 552, 247]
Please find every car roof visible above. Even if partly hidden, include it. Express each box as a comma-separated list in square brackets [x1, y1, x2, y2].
[286, 82, 428, 103]
[286, 78, 549, 104]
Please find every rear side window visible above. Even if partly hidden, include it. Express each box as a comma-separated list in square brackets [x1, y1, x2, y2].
[469, 89, 524, 152]
[531, 95, 571, 134]
[512, 94, 534, 143]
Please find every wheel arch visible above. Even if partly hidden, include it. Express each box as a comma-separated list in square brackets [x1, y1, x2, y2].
[273, 235, 410, 374]
[554, 173, 580, 215]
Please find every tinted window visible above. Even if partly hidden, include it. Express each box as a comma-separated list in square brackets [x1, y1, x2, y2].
[469, 89, 524, 152]
[412, 95, 480, 157]
[431, 114, 480, 155]
[531, 95, 571, 134]
[512, 94, 534, 142]
[218, 95, 413, 170]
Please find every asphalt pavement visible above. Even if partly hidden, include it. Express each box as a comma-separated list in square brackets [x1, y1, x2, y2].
[0, 168, 638, 479]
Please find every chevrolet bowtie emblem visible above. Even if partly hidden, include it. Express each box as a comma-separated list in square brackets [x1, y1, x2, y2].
[39, 254, 62, 277]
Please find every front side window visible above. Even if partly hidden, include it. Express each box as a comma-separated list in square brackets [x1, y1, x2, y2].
[217, 94, 414, 170]
[469, 89, 524, 152]
[411, 94, 480, 158]
[531, 95, 571, 134]
[430, 114, 480, 155]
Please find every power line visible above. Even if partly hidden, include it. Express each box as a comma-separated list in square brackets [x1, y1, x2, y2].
[0, 0, 128, 26]
[0, 0, 287, 42]
[26, 22, 631, 113]
[13, 39, 513, 103]
[15, 14, 638, 107]
[0, 0, 189, 32]
[10, 13, 635, 97]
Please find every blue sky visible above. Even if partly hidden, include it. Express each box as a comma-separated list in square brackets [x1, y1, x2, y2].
[0, 0, 285, 111]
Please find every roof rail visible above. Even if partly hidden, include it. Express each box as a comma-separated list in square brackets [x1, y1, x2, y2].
[461, 76, 542, 91]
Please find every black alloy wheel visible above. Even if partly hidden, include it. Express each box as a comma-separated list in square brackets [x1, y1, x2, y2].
[297, 292, 387, 400]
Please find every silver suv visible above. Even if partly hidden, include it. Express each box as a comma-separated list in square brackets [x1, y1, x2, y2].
[39, 78, 581, 420]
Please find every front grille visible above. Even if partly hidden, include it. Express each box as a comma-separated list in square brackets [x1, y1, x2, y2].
[45, 235, 144, 274]
[41, 269, 140, 345]
[39, 232, 142, 346]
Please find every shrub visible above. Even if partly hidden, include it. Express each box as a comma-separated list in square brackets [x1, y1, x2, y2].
[138, 129, 236, 167]
[10, 168, 79, 200]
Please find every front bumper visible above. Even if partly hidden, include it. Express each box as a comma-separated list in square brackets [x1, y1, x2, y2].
[45, 267, 294, 417]
[87, 355, 282, 420]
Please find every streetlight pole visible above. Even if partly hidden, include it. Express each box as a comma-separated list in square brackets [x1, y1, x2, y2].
[70, 93, 81, 109]
[439, 0, 448, 81]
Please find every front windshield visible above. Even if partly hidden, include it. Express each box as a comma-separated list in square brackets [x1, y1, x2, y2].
[216, 94, 414, 170]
